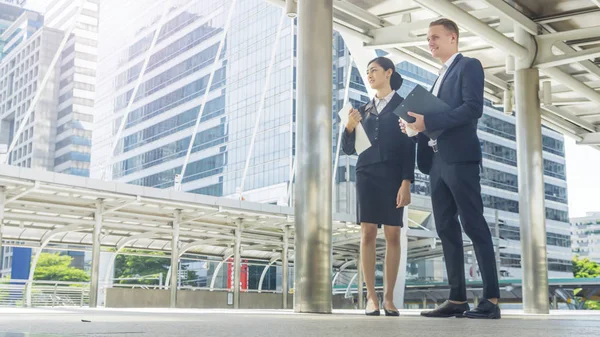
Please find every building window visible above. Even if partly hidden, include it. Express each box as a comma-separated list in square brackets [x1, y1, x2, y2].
[114, 123, 226, 178]
[122, 98, 224, 154]
[127, 153, 226, 189]
[189, 182, 224, 197]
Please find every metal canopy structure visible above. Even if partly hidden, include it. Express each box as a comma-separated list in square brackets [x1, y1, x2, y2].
[268, 0, 600, 150]
[0, 164, 447, 307]
[0, 164, 441, 261]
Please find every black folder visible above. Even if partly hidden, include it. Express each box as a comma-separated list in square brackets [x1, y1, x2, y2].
[393, 85, 450, 140]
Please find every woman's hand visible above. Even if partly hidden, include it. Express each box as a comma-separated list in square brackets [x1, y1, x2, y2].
[346, 108, 362, 132]
[396, 180, 412, 208]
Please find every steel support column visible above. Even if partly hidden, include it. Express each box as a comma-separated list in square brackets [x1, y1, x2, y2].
[294, 0, 333, 314]
[514, 27, 550, 314]
[170, 210, 181, 308]
[285, 0, 297, 17]
[282, 225, 290, 309]
[0, 187, 5, 254]
[89, 199, 104, 308]
[233, 220, 242, 309]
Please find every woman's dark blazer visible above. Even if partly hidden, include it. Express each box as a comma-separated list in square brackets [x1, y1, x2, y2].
[341, 93, 415, 183]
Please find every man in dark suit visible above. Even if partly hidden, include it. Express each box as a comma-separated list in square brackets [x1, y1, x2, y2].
[401, 18, 500, 319]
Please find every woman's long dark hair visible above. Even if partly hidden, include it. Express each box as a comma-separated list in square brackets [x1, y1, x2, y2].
[368, 56, 403, 91]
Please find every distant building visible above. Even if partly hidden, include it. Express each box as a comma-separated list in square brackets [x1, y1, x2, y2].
[0, 0, 98, 278]
[572, 212, 600, 262]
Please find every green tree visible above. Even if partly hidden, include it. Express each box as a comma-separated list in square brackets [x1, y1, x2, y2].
[572, 256, 600, 310]
[114, 251, 170, 285]
[34, 253, 89, 282]
[113, 251, 198, 286]
[573, 256, 600, 278]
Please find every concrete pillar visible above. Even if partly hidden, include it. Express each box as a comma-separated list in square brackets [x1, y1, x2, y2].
[282, 225, 290, 309]
[170, 210, 181, 308]
[89, 199, 104, 308]
[514, 26, 550, 314]
[294, 0, 334, 314]
[234, 219, 242, 309]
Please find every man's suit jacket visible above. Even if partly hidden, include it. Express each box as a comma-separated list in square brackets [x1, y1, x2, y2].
[342, 93, 415, 183]
[416, 54, 485, 175]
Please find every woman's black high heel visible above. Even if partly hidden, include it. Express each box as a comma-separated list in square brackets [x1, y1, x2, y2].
[365, 299, 381, 316]
[383, 308, 400, 317]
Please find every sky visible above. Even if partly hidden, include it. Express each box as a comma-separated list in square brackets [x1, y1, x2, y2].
[23, 0, 44, 12]
[22, 0, 600, 220]
[565, 138, 600, 218]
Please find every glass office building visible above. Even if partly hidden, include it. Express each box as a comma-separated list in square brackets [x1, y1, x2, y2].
[0, 1, 26, 61]
[92, 0, 294, 205]
[0, 0, 98, 278]
[43, 0, 99, 177]
[92, 0, 571, 285]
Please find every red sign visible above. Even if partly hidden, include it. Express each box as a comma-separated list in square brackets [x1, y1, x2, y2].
[227, 258, 249, 291]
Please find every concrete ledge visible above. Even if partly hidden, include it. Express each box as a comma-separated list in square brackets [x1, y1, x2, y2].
[106, 288, 356, 310]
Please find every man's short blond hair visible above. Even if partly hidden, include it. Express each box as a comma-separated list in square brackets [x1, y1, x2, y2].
[430, 18, 459, 43]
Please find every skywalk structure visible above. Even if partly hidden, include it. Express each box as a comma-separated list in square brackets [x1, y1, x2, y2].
[2, 0, 600, 315]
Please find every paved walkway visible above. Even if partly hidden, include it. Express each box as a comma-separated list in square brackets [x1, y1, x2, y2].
[1, 308, 599, 336]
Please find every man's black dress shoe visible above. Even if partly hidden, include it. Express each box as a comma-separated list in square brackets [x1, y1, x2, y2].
[420, 300, 469, 318]
[464, 300, 501, 319]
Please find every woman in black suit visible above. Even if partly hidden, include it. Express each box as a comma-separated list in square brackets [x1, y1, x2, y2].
[342, 57, 415, 317]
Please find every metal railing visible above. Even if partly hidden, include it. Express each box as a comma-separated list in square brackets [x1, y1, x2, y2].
[0, 279, 89, 307]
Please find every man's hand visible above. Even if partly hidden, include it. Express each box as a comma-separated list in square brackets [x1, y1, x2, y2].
[346, 108, 362, 132]
[399, 118, 418, 137]
[406, 112, 426, 132]
[396, 180, 412, 208]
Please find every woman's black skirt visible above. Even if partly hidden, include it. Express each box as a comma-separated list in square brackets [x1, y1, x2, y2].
[355, 162, 405, 228]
